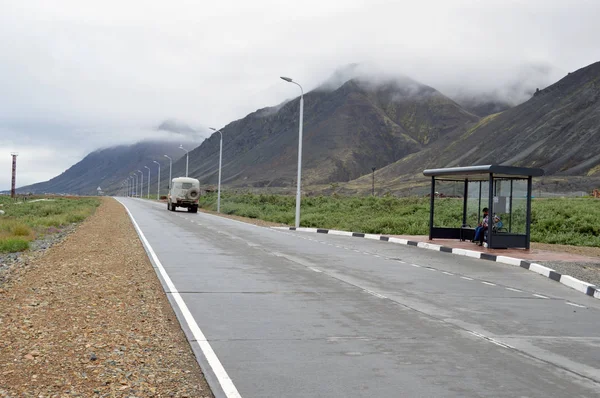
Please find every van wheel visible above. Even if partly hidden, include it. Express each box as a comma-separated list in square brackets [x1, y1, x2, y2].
[190, 206, 198, 213]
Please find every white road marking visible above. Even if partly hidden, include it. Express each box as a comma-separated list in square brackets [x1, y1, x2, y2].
[361, 252, 369, 255]
[364, 289, 387, 299]
[425, 267, 436, 271]
[566, 302, 586, 308]
[410, 264, 421, 268]
[373, 255, 381, 258]
[468, 331, 514, 350]
[533, 294, 549, 299]
[461, 276, 474, 281]
[119, 201, 242, 398]
[481, 281, 496, 286]
[442, 271, 454, 276]
[396, 260, 406, 264]
[505, 287, 522, 293]
[309, 267, 323, 273]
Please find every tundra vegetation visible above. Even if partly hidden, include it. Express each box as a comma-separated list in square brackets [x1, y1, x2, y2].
[199, 192, 600, 247]
[0, 196, 100, 253]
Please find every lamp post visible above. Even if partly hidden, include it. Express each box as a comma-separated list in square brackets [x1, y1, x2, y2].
[209, 127, 224, 213]
[137, 170, 143, 199]
[371, 167, 376, 196]
[164, 155, 172, 189]
[280, 76, 304, 228]
[179, 145, 189, 177]
[132, 174, 137, 197]
[144, 166, 151, 198]
[153, 161, 161, 199]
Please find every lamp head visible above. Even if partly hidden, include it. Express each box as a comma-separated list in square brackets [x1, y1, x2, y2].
[280, 76, 293, 82]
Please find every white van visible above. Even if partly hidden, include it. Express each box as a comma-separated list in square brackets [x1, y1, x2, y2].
[167, 177, 200, 213]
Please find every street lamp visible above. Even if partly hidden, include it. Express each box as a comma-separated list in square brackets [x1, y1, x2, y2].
[371, 167, 376, 197]
[179, 145, 189, 177]
[280, 76, 304, 228]
[153, 161, 161, 199]
[137, 170, 143, 199]
[209, 127, 224, 213]
[144, 166, 151, 198]
[133, 175, 140, 198]
[164, 155, 172, 189]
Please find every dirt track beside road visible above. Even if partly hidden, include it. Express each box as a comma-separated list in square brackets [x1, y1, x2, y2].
[0, 197, 212, 397]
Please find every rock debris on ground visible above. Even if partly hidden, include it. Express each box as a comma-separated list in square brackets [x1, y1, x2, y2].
[0, 197, 212, 397]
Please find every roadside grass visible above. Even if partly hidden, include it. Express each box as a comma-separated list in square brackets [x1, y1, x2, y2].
[0, 196, 101, 253]
[199, 193, 600, 247]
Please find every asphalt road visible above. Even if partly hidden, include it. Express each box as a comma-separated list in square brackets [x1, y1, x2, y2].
[118, 198, 600, 398]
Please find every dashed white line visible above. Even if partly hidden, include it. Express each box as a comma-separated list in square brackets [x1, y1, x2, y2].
[410, 264, 421, 268]
[481, 281, 496, 286]
[461, 276, 474, 281]
[364, 289, 387, 299]
[533, 294, 549, 299]
[425, 267, 436, 271]
[442, 271, 454, 276]
[505, 287, 522, 293]
[566, 302, 586, 308]
[468, 331, 514, 350]
[373, 255, 381, 258]
[309, 267, 323, 273]
[396, 260, 406, 264]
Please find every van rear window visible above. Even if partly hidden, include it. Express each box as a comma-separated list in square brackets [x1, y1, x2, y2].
[182, 183, 193, 189]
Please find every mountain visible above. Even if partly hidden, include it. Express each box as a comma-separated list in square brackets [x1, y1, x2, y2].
[348, 61, 600, 192]
[454, 96, 513, 117]
[17, 141, 185, 195]
[172, 75, 478, 188]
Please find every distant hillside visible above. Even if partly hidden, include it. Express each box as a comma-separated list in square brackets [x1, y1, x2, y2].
[349, 61, 600, 193]
[17, 141, 185, 195]
[172, 75, 478, 188]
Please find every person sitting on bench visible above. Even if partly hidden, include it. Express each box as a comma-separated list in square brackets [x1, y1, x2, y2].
[473, 208, 489, 244]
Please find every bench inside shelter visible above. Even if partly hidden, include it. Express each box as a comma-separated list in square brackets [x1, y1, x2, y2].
[423, 165, 544, 249]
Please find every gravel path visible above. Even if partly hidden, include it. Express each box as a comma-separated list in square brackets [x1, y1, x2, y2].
[0, 197, 212, 397]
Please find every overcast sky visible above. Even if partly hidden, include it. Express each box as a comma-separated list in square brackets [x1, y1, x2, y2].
[1, 0, 599, 190]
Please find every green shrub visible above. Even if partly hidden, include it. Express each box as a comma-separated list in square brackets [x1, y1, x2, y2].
[11, 223, 32, 237]
[0, 238, 29, 253]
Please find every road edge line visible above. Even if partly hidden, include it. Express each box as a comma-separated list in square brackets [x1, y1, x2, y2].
[117, 199, 242, 398]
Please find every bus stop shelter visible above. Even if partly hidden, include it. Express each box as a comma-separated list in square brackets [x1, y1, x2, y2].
[423, 165, 544, 249]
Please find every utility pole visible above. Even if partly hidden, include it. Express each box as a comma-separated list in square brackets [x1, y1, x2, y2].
[10, 153, 18, 198]
[371, 167, 376, 196]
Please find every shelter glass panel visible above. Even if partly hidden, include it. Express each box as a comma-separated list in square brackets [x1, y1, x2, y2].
[432, 180, 463, 228]
[466, 181, 489, 227]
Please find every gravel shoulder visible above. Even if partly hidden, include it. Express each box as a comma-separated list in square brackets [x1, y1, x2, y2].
[0, 197, 212, 397]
